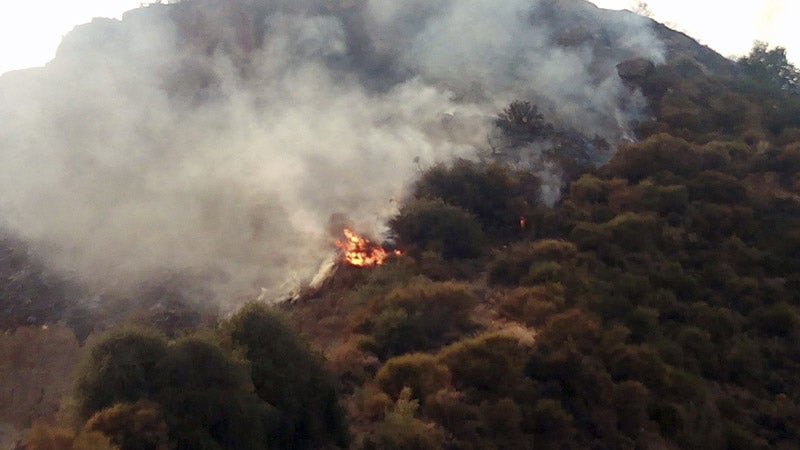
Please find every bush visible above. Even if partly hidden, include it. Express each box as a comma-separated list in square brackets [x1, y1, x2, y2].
[390, 199, 487, 260]
[224, 303, 349, 449]
[687, 171, 746, 204]
[488, 240, 578, 286]
[613, 380, 650, 435]
[84, 401, 170, 450]
[529, 399, 576, 439]
[536, 309, 602, 354]
[605, 134, 700, 182]
[570, 174, 607, 204]
[375, 353, 451, 402]
[772, 143, 800, 182]
[153, 336, 277, 450]
[604, 212, 661, 252]
[751, 302, 800, 337]
[73, 325, 296, 450]
[75, 328, 168, 418]
[498, 285, 566, 326]
[636, 181, 689, 215]
[410, 159, 540, 239]
[27, 423, 118, 450]
[569, 221, 613, 250]
[437, 332, 531, 398]
[355, 281, 479, 358]
[359, 388, 445, 450]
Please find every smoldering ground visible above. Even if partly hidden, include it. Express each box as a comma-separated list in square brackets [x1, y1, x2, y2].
[0, 0, 663, 309]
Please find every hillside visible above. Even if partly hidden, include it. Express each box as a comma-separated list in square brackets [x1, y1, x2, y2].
[2, 0, 800, 449]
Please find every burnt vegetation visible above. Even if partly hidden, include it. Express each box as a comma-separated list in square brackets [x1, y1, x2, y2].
[4, 8, 800, 450]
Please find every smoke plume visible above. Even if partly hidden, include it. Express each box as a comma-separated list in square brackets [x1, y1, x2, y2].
[0, 0, 663, 307]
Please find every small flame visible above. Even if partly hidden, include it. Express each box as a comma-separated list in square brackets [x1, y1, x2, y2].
[335, 228, 397, 267]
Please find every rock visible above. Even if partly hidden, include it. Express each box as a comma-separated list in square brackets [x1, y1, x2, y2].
[616, 57, 655, 82]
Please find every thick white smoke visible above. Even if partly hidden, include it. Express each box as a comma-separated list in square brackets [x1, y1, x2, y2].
[0, 0, 663, 307]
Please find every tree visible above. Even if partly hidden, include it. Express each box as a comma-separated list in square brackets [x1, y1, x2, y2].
[153, 336, 277, 450]
[738, 41, 800, 94]
[75, 328, 168, 418]
[495, 100, 554, 143]
[409, 159, 540, 240]
[390, 199, 487, 260]
[223, 303, 349, 450]
[74, 328, 280, 450]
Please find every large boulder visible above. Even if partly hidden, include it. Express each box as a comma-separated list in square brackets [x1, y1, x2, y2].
[617, 57, 656, 82]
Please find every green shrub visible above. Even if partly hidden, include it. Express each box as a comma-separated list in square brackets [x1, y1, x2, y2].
[498, 285, 566, 326]
[488, 239, 578, 286]
[224, 303, 349, 449]
[27, 423, 118, 450]
[153, 337, 277, 450]
[84, 401, 170, 450]
[74, 328, 278, 450]
[606, 344, 667, 388]
[437, 332, 530, 398]
[522, 261, 564, 285]
[605, 134, 700, 182]
[569, 221, 613, 250]
[410, 159, 540, 239]
[355, 281, 479, 358]
[75, 328, 168, 418]
[375, 353, 451, 402]
[390, 199, 487, 260]
[604, 212, 661, 251]
[637, 181, 689, 215]
[687, 171, 746, 204]
[570, 174, 606, 203]
[359, 388, 445, 450]
[528, 399, 576, 442]
[751, 302, 800, 337]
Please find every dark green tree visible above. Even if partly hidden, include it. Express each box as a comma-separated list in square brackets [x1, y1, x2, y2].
[495, 100, 554, 142]
[153, 337, 277, 450]
[223, 303, 349, 450]
[738, 41, 799, 94]
[75, 328, 168, 418]
[409, 159, 540, 239]
[390, 198, 487, 260]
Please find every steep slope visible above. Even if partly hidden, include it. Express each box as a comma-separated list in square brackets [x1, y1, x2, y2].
[0, 0, 689, 315]
[5, 1, 800, 449]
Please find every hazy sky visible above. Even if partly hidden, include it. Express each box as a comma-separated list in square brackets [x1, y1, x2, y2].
[0, 0, 143, 75]
[0, 0, 798, 75]
[592, 0, 799, 63]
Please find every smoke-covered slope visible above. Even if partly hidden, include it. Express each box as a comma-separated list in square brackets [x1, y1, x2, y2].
[0, 0, 680, 307]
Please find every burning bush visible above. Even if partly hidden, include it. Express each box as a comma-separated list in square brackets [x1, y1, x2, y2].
[335, 228, 396, 267]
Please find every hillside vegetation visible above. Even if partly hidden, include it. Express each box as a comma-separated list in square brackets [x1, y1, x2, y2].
[286, 42, 800, 450]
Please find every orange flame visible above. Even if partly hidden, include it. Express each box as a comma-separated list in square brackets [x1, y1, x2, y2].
[335, 228, 397, 267]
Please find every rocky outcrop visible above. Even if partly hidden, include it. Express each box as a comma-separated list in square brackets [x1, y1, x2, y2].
[617, 57, 656, 82]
